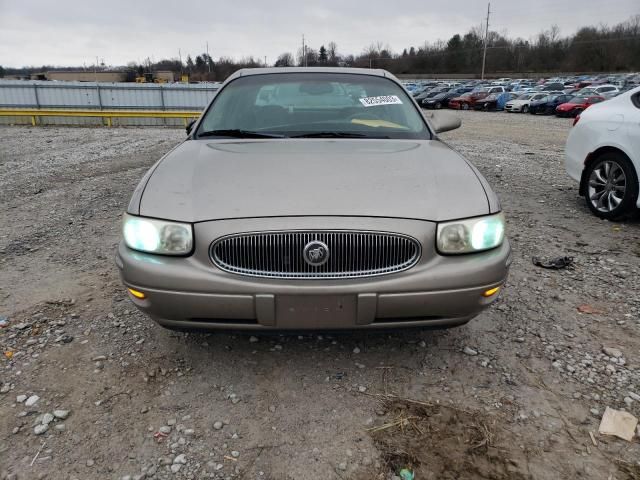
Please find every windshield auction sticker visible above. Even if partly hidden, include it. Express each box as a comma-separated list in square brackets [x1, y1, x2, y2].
[359, 95, 403, 107]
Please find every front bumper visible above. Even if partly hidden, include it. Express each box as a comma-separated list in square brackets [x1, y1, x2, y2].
[116, 217, 512, 330]
[556, 108, 574, 117]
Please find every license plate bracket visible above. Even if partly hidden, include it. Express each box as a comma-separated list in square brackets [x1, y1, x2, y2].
[276, 295, 356, 329]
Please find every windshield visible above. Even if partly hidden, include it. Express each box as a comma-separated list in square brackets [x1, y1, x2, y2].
[196, 73, 430, 140]
[569, 97, 585, 104]
[517, 94, 533, 100]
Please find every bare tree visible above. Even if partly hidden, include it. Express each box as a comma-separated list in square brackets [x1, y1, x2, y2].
[275, 52, 295, 67]
[327, 41, 338, 63]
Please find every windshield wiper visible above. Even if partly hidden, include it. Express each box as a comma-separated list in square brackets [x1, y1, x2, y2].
[290, 132, 379, 139]
[198, 129, 285, 139]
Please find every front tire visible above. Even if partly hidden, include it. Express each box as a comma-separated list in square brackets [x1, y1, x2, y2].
[522, 105, 529, 113]
[435, 102, 442, 109]
[584, 152, 639, 219]
[461, 102, 469, 110]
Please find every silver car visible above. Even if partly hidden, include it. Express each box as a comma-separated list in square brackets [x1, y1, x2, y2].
[116, 67, 511, 331]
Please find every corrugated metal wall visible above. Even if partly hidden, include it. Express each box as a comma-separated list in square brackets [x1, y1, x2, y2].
[0, 80, 219, 126]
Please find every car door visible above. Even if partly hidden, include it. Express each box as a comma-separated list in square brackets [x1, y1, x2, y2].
[587, 97, 604, 108]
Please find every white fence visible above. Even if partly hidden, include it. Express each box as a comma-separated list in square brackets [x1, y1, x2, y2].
[0, 80, 220, 126]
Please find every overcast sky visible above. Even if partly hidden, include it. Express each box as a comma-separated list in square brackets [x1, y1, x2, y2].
[1, 0, 638, 68]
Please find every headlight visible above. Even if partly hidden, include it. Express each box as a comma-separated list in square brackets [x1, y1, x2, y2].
[437, 213, 505, 254]
[123, 214, 193, 255]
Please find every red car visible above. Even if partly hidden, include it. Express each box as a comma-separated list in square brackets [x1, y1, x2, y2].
[555, 96, 605, 117]
[448, 91, 489, 110]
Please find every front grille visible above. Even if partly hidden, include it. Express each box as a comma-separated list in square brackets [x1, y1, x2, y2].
[210, 231, 421, 279]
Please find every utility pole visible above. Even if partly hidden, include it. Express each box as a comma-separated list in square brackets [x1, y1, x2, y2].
[302, 34, 306, 67]
[94, 56, 98, 82]
[481, 2, 490, 80]
[206, 41, 211, 73]
[264, 56, 267, 67]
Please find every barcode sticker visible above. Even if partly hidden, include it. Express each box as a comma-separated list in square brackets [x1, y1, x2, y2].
[359, 95, 403, 107]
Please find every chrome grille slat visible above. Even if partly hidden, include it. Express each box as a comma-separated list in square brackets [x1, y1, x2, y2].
[211, 230, 421, 279]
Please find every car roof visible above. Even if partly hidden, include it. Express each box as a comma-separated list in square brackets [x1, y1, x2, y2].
[227, 67, 390, 82]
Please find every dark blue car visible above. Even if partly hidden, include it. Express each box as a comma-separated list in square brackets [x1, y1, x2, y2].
[421, 87, 473, 109]
[529, 94, 574, 115]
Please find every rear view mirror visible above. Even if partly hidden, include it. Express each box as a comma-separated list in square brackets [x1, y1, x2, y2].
[426, 111, 461, 134]
[186, 119, 196, 135]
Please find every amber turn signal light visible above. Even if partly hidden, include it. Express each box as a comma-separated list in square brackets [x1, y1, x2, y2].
[482, 286, 501, 297]
[127, 288, 146, 299]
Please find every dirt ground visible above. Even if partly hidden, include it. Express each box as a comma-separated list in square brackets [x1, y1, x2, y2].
[1, 111, 639, 480]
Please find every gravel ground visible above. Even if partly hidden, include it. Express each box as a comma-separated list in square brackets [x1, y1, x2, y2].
[1, 112, 639, 480]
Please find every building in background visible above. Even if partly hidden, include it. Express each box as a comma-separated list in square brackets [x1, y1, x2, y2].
[46, 71, 128, 82]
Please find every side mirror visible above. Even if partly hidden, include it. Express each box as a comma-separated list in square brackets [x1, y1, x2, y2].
[186, 119, 196, 135]
[426, 110, 461, 134]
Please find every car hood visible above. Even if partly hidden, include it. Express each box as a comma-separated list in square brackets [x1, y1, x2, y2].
[137, 139, 491, 223]
[557, 103, 578, 110]
[507, 100, 529, 106]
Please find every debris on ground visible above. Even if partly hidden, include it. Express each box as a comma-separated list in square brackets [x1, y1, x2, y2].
[532, 255, 574, 270]
[598, 407, 638, 442]
[577, 304, 605, 315]
[367, 394, 525, 479]
[399, 468, 415, 480]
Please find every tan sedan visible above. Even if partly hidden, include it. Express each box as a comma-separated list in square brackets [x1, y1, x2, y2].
[116, 67, 511, 330]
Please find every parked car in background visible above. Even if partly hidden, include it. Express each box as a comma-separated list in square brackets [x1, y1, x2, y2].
[504, 93, 548, 113]
[529, 94, 574, 114]
[422, 88, 474, 109]
[414, 89, 435, 104]
[411, 86, 429, 97]
[487, 86, 507, 94]
[576, 85, 620, 98]
[511, 83, 536, 92]
[448, 91, 489, 110]
[563, 86, 583, 95]
[474, 92, 519, 111]
[542, 82, 565, 91]
[418, 88, 451, 105]
[422, 91, 451, 109]
[556, 96, 605, 117]
[565, 86, 640, 219]
[117, 67, 511, 331]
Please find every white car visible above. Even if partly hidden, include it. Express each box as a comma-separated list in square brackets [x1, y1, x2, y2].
[565, 86, 640, 219]
[576, 84, 620, 98]
[504, 93, 548, 113]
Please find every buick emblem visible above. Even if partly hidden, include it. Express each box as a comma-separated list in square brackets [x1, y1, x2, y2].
[303, 240, 329, 266]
